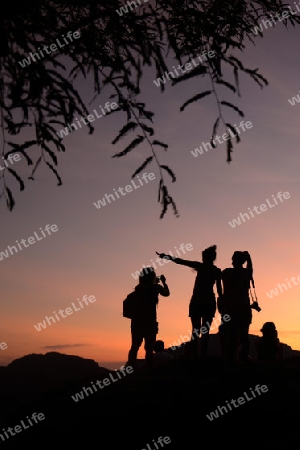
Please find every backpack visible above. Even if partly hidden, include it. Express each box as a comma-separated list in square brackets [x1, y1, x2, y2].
[123, 291, 140, 319]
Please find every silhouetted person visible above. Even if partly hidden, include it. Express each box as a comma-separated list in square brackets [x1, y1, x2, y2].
[157, 245, 222, 358]
[153, 340, 173, 367]
[181, 341, 194, 360]
[255, 322, 283, 361]
[218, 320, 228, 361]
[126, 269, 170, 369]
[220, 251, 253, 363]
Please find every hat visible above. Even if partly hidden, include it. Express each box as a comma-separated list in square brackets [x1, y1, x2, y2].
[260, 322, 276, 333]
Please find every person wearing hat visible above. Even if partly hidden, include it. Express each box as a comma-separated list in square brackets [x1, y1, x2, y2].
[255, 322, 283, 361]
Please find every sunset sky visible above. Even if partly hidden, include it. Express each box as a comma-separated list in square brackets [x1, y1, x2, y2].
[1, 4, 300, 370]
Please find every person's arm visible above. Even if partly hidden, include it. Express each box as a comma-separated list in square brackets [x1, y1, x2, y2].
[220, 269, 226, 295]
[244, 251, 253, 278]
[157, 274, 170, 296]
[216, 268, 223, 297]
[156, 252, 200, 270]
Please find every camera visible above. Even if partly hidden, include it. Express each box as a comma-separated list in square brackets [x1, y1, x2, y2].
[156, 276, 161, 280]
[251, 301, 261, 312]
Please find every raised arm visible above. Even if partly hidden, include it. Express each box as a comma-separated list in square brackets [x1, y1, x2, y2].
[157, 274, 170, 296]
[156, 252, 200, 270]
[244, 251, 253, 280]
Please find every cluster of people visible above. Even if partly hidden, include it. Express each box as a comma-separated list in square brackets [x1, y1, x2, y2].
[125, 245, 282, 368]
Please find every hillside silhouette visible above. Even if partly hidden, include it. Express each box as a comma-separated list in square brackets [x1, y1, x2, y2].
[0, 339, 300, 448]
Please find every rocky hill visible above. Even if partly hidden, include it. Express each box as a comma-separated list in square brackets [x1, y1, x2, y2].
[0, 341, 300, 448]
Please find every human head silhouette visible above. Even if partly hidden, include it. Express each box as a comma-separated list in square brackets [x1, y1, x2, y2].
[260, 322, 277, 339]
[139, 267, 156, 285]
[153, 340, 165, 353]
[202, 245, 217, 263]
[232, 251, 247, 268]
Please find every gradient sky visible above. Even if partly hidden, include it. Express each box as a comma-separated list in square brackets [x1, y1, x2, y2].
[1, 4, 300, 369]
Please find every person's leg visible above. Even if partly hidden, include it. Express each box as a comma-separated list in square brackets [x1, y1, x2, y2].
[144, 321, 158, 368]
[227, 321, 239, 363]
[218, 320, 226, 359]
[190, 316, 201, 359]
[199, 301, 216, 357]
[127, 321, 143, 369]
[200, 315, 213, 357]
[239, 322, 250, 361]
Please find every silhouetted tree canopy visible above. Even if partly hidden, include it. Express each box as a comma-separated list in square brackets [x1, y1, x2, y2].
[1, 0, 299, 216]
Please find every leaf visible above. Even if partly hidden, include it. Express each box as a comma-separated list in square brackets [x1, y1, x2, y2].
[228, 55, 244, 70]
[112, 122, 138, 144]
[244, 69, 268, 88]
[41, 142, 58, 165]
[45, 162, 62, 185]
[152, 140, 168, 149]
[221, 101, 244, 117]
[28, 156, 42, 180]
[216, 79, 236, 93]
[7, 168, 25, 191]
[131, 156, 153, 178]
[171, 65, 207, 85]
[19, 140, 38, 151]
[140, 123, 154, 136]
[226, 123, 241, 143]
[5, 187, 15, 211]
[158, 179, 163, 202]
[227, 139, 233, 163]
[180, 91, 212, 112]
[112, 136, 144, 158]
[234, 67, 240, 96]
[139, 109, 154, 122]
[170, 198, 180, 218]
[6, 147, 33, 166]
[212, 117, 220, 141]
[111, 122, 138, 145]
[159, 191, 168, 219]
[158, 185, 177, 219]
[160, 165, 176, 182]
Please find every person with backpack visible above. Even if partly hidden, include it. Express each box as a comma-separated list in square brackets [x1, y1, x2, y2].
[125, 268, 170, 369]
[156, 245, 222, 359]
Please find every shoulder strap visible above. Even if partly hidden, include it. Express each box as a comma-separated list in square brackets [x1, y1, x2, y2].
[249, 276, 258, 302]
